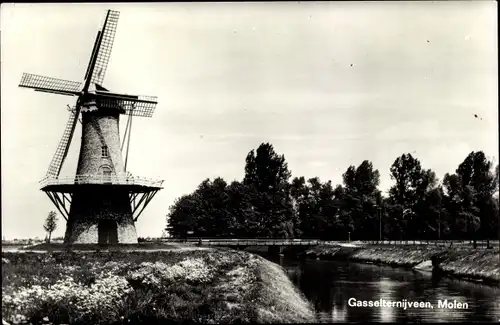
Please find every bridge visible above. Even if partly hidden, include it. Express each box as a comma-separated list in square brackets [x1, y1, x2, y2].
[171, 238, 320, 255]
[150, 238, 499, 254]
[197, 238, 318, 246]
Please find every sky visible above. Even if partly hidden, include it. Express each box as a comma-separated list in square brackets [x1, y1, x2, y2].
[1, 2, 498, 240]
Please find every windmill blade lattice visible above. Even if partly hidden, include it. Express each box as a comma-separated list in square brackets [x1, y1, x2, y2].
[97, 95, 158, 117]
[84, 31, 102, 82]
[19, 73, 82, 96]
[46, 109, 80, 177]
[90, 10, 120, 86]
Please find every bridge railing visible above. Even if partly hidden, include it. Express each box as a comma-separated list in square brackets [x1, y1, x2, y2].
[362, 240, 499, 247]
[320, 240, 499, 248]
[153, 238, 499, 248]
[156, 238, 320, 246]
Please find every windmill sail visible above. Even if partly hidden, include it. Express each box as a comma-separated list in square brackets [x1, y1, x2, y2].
[19, 73, 82, 96]
[89, 10, 120, 86]
[84, 31, 102, 82]
[46, 108, 80, 177]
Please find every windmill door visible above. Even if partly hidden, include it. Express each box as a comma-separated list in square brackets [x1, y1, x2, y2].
[101, 166, 112, 184]
[98, 220, 118, 244]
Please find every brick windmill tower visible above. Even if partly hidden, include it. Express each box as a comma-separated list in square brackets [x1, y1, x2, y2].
[18, 10, 163, 244]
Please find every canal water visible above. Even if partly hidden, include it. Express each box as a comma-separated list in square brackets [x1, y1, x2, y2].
[265, 254, 500, 323]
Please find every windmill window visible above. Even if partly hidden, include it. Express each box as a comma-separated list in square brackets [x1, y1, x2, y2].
[102, 145, 109, 158]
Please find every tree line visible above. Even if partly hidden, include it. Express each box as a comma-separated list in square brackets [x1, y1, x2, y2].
[165, 143, 499, 244]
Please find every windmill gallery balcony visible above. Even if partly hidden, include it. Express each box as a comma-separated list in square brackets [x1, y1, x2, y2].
[39, 174, 164, 192]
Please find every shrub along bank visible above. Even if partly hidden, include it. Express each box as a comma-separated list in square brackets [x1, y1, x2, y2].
[2, 248, 315, 324]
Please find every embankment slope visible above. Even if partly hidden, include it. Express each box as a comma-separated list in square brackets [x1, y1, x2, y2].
[305, 245, 499, 284]
[2, 248, 315, 324]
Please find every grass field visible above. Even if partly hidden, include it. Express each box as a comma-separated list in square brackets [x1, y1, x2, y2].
[2, 248, 315, 325]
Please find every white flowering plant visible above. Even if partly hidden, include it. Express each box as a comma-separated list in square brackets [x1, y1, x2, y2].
[127, 258, 214, 290]
[1, 249, 268, 324]
[2, 273, 133, 324]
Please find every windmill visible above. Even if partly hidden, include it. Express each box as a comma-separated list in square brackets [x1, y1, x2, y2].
[18, 9, 163, 244]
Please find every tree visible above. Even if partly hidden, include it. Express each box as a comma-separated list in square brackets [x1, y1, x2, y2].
[43, 211, 58, 243]
[225, 181, 258, 237]
[165, 193, 203, 238]
[444, 152, 498, 246]
[317, 180, 338, 240]
[289, 176, 307, 238]
[164, 141, 496, 243]
[166, 143, 295, 239]
[293, 177, 320, 238]
[288, 176, 339, 239]
[442, 173, 463, 238]
[338, 160, 381, 240]
[388, 153, 423, 208]
[387, 153, 441, 240]
[243, 143, 294, 238]
[324, 184, 345, 238]
[167, 178, 236, 238]
[195, 177, 232, 237]
[243, 143, 292, 192]
[411, 169, 443, 239]
[425, 186, 446, 239]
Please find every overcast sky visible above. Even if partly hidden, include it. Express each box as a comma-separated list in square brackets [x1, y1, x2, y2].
[1, 2, 497, 240]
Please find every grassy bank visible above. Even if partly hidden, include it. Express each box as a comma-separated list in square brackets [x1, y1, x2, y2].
[18, 243, 200, 251]
[304, 245, 500, 284]
[2, 248, 315, 324]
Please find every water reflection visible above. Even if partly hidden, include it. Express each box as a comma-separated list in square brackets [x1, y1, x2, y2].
[266, 255, 500, 323]
[377, 278, 397, 323]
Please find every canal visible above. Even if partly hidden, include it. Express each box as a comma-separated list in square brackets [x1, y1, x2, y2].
[264, 254, 500, 323]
